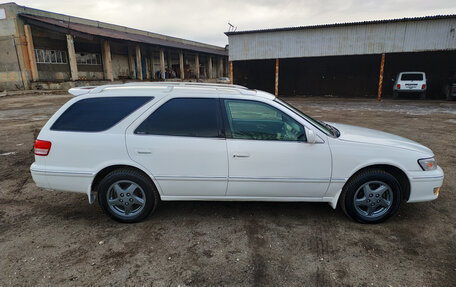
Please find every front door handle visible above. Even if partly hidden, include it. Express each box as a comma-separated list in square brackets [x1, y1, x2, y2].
[136, 149, 152, 155]
[233, 153, 250, 158]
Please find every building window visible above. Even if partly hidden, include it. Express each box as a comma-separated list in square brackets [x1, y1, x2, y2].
[35, 49, 68, 64]
[76, 53, 101, 65]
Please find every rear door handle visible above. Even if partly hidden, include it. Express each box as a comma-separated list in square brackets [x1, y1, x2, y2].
[136, 149, 152, 155]
[233, 153, 250, 158]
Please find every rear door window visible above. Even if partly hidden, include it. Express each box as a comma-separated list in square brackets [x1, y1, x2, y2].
[135, 98, 222, 137]
[401, 73, 423, 81]
[51, 97, 153, 132]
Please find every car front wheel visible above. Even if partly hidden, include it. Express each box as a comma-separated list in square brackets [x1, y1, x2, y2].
[98, 168, 159, 223]
[341, 169, 401, 224]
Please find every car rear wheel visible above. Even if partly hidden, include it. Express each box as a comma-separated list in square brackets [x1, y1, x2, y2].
[340, 169, 401, 224]
[98, 168, 159, 223]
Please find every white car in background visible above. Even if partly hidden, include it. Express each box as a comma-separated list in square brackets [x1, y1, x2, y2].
[393, 72, 427, 99]
[30, 82, 443, 223]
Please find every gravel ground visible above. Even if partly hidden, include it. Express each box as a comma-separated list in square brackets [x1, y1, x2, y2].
[0, 93, 455, 286]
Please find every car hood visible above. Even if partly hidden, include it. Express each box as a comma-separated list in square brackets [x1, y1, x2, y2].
[329, 122, 432, 155]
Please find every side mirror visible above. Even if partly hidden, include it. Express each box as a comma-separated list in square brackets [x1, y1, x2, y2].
[306, 129, 316, 144]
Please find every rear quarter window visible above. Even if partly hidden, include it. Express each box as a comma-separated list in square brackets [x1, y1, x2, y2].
[51, 96, 153, 132]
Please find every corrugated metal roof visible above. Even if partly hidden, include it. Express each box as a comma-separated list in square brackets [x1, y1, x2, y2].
[225, 14, 456, 36]
[20, 14, 227, 56]
[227, 16, 456, 61]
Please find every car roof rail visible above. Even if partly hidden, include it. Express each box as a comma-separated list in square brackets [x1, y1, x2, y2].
[70, 82, 252, 95]
[68, 86, 98, 96]
[121, 81, 249, 90]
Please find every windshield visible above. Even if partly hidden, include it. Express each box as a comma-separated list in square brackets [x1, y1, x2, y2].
[274, 98, 338, 137]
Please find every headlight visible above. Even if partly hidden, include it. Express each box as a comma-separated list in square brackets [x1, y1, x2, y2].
[418, 157, 437, 171]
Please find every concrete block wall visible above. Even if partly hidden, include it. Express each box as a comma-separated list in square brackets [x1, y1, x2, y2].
[0, 3, 29, 91]
[111, 53, 130, 79]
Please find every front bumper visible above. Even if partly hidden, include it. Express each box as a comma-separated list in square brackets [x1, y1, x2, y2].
[407, 166, 444, 203]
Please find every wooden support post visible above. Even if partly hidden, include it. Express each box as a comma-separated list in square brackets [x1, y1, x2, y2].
[136, 46, 142, 80]
[101, 40, 113, 81]
[195, 53, 200, 80]
[377, 53, 386, 101]
[219, 57, 223, 78]
[274, 58, 279, 97]
[229, 61, 233, 84]
[208, 56, 213, 79]
[66, 34, 78, 81]
[128, 46, 136, 79]
[24, 25, 38, 81]
[159, 48, 165, 80]
[179, 51, 184, 80]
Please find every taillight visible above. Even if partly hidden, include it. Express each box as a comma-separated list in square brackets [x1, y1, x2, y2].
[396, 84, 401, 89]
[34, 140, 52, 156]
[421, 84, 426, 89]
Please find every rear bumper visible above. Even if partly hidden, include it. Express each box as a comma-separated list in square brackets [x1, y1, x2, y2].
[394, 89, 426, 93]
[30, 163, 51, 189]
[30, 163, 93, 195]
[407, 166, 444, 203]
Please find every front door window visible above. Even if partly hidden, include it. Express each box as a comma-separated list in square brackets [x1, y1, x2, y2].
[224, 99, 306, 141]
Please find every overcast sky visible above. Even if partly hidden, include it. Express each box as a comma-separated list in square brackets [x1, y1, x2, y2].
[13, 0, 456, 47]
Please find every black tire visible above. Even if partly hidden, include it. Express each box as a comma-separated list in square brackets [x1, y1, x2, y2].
[420, 92, 426, 100]
[97, 168, 159, 223]
[393, 91, 398, 99]
[340, 169, 401, 224]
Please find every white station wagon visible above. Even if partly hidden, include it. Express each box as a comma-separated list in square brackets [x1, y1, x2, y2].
[31, 83, 444, 223]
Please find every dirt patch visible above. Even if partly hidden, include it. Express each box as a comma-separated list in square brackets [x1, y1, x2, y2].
[0, 93, 455, 286]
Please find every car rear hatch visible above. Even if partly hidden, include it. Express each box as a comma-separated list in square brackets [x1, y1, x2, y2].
[400, 73, 424, 90]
